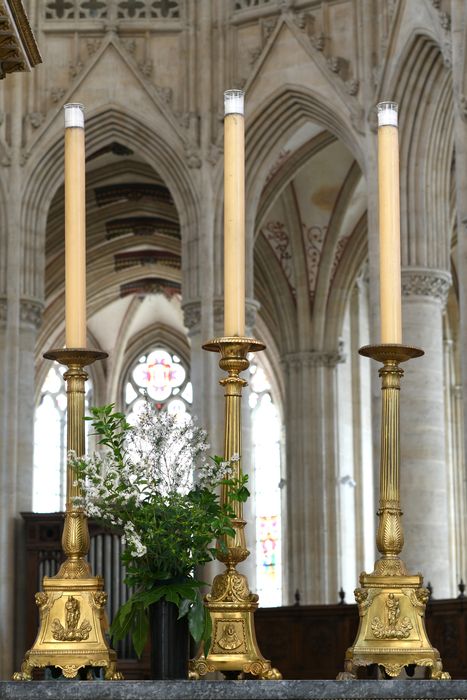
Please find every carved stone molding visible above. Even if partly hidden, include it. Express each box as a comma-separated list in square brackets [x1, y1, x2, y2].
[0, 1, 41, 77]
[457, 94, 467, 122]
[284, 343, 346, 371]
[0, 296, 6, 325]
[182, 299, 201, 334]
[184, 143, 201, 169]
[19, 298, 43, 330]
[213, 298, 260, 332]
[246, 299, 260, 330]
[401, 268, 452, 307]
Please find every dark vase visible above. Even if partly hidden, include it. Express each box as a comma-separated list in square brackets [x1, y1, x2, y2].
[148, 598, 189, 679]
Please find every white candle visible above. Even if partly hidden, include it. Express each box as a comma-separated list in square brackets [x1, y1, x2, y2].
[64, 103, 86, 348]
[377, 101, 402, 344]
[224, 89, 245, 337]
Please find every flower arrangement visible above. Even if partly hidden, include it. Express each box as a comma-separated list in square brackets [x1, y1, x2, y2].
[70, 402, 248, 657]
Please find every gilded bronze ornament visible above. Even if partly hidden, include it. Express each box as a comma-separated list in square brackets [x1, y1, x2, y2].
[13, 348, 122, 681]
[189, 337, 281, 680]
[338, 344, 449, 680]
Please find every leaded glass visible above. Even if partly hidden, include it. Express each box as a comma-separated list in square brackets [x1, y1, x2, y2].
[33, 364, 93, 512]
[125, 347, 191, 422]
[250, 362, 283, 606]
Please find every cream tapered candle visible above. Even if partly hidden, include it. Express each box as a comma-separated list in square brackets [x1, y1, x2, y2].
[224, 89, 245, 337]
[377, 101, 402, 344]
[64, 103, 87, 348]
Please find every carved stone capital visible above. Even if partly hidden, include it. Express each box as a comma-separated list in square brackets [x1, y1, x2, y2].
[213, 298, 260, 332]
[20, 298, 43, 330]
[182, 299, 201, 335]
[284, 343, 345, 371]
[246, 299, 260, 330]
[401, 268, 451, 308]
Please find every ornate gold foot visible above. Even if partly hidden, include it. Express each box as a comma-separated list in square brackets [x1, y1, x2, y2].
[105, 663, 124, 680]
[12, 654, 34, 681]
[259, 665, 282, 680]
[429, 660, 451, 680]
[336, 659, 357, 680]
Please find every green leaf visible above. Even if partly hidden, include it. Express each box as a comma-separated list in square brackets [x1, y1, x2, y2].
[137, 587, 166, 608]
[131, 605, 149, 658]
[178, 598, 191, 619]
[110, 598, 135, 641]
[188, 592, 205, 643]
[164, 588, 180, 606]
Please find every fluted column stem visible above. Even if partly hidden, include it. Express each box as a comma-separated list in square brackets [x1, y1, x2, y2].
[359, 344, 423, 577]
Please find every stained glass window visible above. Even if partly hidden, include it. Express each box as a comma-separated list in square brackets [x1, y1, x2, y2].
[33, 364, 93, 512]
[125, 348, 192, 422]
[249, 361, 283, 606]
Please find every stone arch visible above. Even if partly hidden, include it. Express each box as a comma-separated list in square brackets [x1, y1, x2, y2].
[20, 105, 201, 306]
[324, 214, 368, 351]
[246, 84, 366, 225]
[213, 84, 366, 299]
[254, 232, 297, 355]
[312, 162, 363, 348]
[383, 34, 454, 270]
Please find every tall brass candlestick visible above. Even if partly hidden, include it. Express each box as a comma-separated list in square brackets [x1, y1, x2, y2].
[339, 344, 449, 679]
[14, 106, 121, 681]
[14, 349, 122, 680]
[189, 338, 280, 680]
[339, 101, 448, 679]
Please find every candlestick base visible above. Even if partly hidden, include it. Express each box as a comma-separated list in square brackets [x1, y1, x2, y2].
[189, 559, 281, 680]
[13, 576, 121, 680]
[338, 573, 449, 680]
[338, 344, 449, 680]
[189, 337, 281, 681]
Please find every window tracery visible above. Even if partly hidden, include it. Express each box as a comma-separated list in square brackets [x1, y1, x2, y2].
[125, 347, 192, 422]
[33, 365, 93, 512]
[44, 0, 180, 20]
[234, 0, 273, 11]
[249, 360, 283, 606]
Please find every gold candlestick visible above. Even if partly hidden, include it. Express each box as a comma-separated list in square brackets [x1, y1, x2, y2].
[189, 337, 281, 680]
[14, 348, 122, 681]
[338, 344, 449, 680]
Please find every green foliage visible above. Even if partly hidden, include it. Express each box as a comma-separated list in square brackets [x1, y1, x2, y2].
[73, 404, 249, 658]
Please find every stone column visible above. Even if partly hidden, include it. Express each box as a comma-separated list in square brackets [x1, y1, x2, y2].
[283, 348, 343, 605]
[400, 267, 453, 597]
[348, 276, 375, 578]
[444, 339, 465, 585]
[451, 2, 467, 550]
[0, 73, 44, 678]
